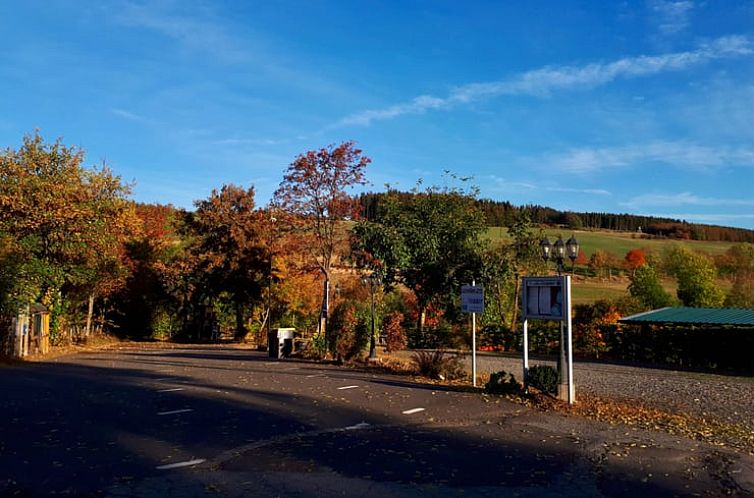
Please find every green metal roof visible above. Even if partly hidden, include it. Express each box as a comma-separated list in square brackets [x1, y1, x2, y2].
[620, 307, 754, 326]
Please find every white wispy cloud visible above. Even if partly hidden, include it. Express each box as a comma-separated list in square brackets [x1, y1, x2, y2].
[338, 35, 752, 126]
[114, 1, 250, 63]
[485, 176, 611, 196]
[544, 141, 754, 174]
[622, 192, 754, 209]
[110, 108, 147, 122]
[650, 0, 695, 36]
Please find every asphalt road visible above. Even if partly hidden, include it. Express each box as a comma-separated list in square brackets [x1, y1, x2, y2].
[2, 344, 753, 497]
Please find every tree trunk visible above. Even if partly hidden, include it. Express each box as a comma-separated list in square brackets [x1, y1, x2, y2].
[85, 294, 94, 338]
[235, 301, 245, 339]
[510, 276, 520, 333]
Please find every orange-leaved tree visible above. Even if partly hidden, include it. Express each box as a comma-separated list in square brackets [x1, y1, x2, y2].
[624, 248, 646, 276]
[190, 184, 270, 339]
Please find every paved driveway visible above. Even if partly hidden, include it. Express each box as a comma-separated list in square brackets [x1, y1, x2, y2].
[2, 344, 753, 497]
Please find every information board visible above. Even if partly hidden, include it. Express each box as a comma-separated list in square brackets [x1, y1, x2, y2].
[522, 276, 567, 321]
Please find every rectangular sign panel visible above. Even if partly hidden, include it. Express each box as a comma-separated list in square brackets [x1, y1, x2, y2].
[461, 285, 484, 314]
[522, 276, 567, 320]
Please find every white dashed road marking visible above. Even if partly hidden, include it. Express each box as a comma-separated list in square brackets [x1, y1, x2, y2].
[337, 385, 359, 390]
[343, 422, 371, 430]
[157, 409, 193, 416]
[402, 407, 425, 415]
[157, 388, 184, 393]
[156, 459, 206, 470]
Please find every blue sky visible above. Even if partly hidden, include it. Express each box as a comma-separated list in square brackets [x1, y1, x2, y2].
[2, 1, 754, 228]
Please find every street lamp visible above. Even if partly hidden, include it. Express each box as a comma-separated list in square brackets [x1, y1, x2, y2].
[540, 235, 579, 275]
[361, 273, 381, 360]
[540, 234, 580, 402]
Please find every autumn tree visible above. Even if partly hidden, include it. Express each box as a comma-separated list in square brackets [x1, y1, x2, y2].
[112, 203, 187, 339]
[0, 132, 138, 342]
[624, 248, 646, 277]
[717, 244, 754, 308]
[272, 142, 370, 343]
[189, 184, 269, 339]
[588, 250, 609, 279]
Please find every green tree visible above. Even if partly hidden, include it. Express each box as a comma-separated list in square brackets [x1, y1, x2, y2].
[352, 185, 486, 333]
[628, 264, 675, 310]
[665, 247, 724, 308]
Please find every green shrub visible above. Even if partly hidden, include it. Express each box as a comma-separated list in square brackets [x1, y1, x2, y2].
[485, 370, 521, 395]
[527, 364, 558, 393]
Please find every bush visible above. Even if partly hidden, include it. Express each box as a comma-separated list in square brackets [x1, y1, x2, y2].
[527, 365, 558, 394]
[330, 301, 371, 360]
[383, 311, 406, 352]
[410, 350, 465, 380]
[485, 370, 521, 395]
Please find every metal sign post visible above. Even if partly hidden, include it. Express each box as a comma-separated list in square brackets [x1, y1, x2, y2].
[521, 275, 574, 404]
[461, 282, 484, 387]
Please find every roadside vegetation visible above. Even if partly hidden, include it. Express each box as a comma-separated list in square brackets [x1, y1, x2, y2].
[2, 131, 754, 377]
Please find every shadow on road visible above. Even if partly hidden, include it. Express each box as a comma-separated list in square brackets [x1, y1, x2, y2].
[0, 346, 737, 497]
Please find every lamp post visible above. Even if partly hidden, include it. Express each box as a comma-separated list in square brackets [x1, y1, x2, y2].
[362, 273, 381, 360]
[267, 216, 277, 343]
[540, 234, 579, 401]
[540, 235, 579, 276]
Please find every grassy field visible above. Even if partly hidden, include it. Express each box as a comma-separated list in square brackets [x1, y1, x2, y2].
[570, 278, 630, 305]
[484, 227, 738, 257]
[484, 227, 741, 305]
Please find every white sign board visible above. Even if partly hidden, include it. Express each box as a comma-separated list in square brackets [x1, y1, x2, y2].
[522, 276, 567, 321]
[461, 285, 484, 314]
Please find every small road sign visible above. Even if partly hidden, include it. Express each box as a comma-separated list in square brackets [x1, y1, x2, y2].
[461, 285, 484, 314]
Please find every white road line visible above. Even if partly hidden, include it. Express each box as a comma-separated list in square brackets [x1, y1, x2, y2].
[156, 459, 206, 470]
[305, 374, 325, 378]
[402, 407, 425, 415]
[343, 422, 371, 431]
[337, 385, 359, 390]
[157, 408, 193, 416]
[157, 388, 184, 393]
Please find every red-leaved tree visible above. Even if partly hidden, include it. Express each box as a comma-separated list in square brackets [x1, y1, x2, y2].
[624, 248, 647, 276]
[272, 142, 370, 347]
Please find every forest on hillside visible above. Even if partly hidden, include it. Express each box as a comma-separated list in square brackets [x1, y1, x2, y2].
[360, 193, 754, 243]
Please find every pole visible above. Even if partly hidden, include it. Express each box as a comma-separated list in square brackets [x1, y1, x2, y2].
[471, 280, 477, 387]
[566, 275, 574, 404]
[369, 280, 377, 359]
[523, 318, 529, 389]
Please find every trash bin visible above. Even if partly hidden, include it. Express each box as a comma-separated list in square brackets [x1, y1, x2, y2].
[268, 328, 295, 358]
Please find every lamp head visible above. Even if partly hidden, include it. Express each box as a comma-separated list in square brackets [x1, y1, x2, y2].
[553, 237, 566, 259]
[539, 237, 552, 262]
[566, 235, 579, 262]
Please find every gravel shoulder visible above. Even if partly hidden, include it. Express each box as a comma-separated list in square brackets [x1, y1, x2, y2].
[389, 350, 754, 432]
